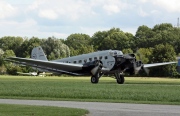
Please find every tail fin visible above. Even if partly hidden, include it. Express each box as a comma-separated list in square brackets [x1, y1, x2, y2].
[31, 46, 48, 61]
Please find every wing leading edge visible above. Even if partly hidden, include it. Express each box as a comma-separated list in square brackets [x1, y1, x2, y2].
[6, 57, 84, 75]
[144, 62, 177, 68]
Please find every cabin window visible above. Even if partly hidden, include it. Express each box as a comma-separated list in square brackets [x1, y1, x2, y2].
[73, 61, 77, 64]
[94, 57, 97, 60]
[114, 51, 117, 56]
[79, 60, 82, 63]
[84, 59, 87, 63]
[99, 56, 102, 60]
[89, 58, 92, 61]
[105, 56, 108, 59]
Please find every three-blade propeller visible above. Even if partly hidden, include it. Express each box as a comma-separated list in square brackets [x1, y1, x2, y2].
[91, 60, 103, 75]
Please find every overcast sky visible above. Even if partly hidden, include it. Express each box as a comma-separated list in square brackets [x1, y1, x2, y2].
[0, 0, 180, 39]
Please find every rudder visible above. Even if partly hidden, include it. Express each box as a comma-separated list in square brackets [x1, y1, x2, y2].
[31, 46, 48, 61]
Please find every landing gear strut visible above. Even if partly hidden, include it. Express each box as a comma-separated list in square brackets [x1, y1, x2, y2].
[91, 72, 104, 84]
[115, 72, 125, 84]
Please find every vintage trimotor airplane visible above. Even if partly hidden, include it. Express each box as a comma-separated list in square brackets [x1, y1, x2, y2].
[6, 46, 176, 84]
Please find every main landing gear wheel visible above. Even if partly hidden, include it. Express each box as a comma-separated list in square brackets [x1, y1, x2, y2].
[115, 73, 125, 84]
[91, 76, 99, 84]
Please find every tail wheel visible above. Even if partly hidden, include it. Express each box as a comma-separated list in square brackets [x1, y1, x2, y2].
[116, 75, 125, 84]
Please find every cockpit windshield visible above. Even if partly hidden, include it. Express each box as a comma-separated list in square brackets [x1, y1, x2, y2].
[109, 50, 123, 56]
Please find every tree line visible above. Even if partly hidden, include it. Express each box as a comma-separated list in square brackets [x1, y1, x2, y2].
[0, 23, 180, 77]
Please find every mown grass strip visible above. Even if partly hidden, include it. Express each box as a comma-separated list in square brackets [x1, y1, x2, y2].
[0, 76, 180, 105]
[0, 104, 89, 116]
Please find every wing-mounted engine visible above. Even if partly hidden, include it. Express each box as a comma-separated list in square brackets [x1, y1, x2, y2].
[82, 60, 103, 84]
[133, 60, 144, 74]
[82, 60, 103, 75]
[130, 59, 149, 75]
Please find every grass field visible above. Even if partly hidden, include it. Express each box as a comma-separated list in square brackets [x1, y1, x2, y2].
[0, 104, 88, 116]
[0, 75, 180, 105]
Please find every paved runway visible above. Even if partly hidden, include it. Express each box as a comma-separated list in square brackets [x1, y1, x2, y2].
[0, 99, 180, 116]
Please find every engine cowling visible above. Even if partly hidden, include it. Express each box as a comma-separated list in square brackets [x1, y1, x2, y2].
[114, 54, 145, 75]
[133, 60, 143, 74]
[82, 60, 103, 75]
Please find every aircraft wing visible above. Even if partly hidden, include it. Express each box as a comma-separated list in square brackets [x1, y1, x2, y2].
[6, 57, 84, 75]
[144, 62, 177, 68]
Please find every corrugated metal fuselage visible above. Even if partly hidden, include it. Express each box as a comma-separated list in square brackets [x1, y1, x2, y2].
[52, 50, 123, 75]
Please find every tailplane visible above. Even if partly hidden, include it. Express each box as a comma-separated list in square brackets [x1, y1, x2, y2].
[31, 46, 48, 61]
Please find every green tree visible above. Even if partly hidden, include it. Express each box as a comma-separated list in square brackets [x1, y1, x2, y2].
[0, 48, 5, 74]
[122, 48, 133, 54]
[3, 50, 19, 75]
[42, 37, 70, 60]
[0, 48, 4, 66]
[109, 31, 131, 50]
[175, 38, 180, 54]
[3, 50, 15, 58]
[151, 24, 178, 48]
[101, 37, 117, 50]
[91, 28, 132, 51]
[135, 25, 155, 48]
[125, 32, 135, 50]
[0, 36, 23, 55]
[18, 37, 42, 57]
[135, 23, 180, 56]
[91, 28, 121, 50]
[135, 48, 153, 64]
[152, 23, 174, 32]
[91, 30, 107, 50]
[65, 34, 92, 56]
